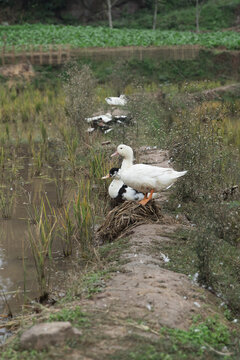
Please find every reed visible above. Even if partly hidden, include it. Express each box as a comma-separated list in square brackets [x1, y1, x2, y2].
[58, 202, 74, 257]
[31, 143, 44, 176]
[54, 167, 66, 208]
[89, 148, 113, 193]
[0, 188, 16, 219]
[60, 127, 79, 177]
[27, 197, 57, 299]
[73, 180, 94, 256]
[0, 147, 20, 219]
[63, 63, 97, 136]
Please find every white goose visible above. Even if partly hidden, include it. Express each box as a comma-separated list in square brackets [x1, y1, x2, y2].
[112, 144, 187, 205]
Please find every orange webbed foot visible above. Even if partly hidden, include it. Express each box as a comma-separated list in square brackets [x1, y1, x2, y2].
[138, 189, 154, 206]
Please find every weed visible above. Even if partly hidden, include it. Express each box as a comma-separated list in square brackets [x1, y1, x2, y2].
[73, 180, 94, 255]
[161, 316, 231, 351]
[0, 147, 21, 219]
[81, 271, 109, 298]
[63, 63, 97, 136]
[54, 167, 66, 207]
[31, 143, 44, 176]
[27, 197, 57, 300]
[58, 202, 74, 257]
[110, 316, 234, 360]
[60, 127, 79, 177]
[48, 306, 89, 328]
[1, 347, 48, 360]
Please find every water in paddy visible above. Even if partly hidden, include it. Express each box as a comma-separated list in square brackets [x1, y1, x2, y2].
[0, 160, 79, 342]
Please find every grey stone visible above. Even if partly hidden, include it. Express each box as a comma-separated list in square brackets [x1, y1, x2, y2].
[20, 321, 82, 350]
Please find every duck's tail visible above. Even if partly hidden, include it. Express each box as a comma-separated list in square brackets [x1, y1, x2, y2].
[177, 170, 187, 178]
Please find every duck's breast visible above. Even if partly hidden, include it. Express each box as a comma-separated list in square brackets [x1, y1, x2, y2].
[108, 179, 124, 199]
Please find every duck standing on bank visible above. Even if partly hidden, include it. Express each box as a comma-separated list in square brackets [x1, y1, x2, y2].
[103, 144, 145, 203]
[111, 144, 187, 206]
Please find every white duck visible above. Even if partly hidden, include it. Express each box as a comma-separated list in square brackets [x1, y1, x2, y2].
[111, 144, 134, 170]
[105, 95, 127, 106]
[103, 145, 136, 202]
[113, 144, 187, 205]
[102, 144, 158, 202]
[102, 167, 146, 202]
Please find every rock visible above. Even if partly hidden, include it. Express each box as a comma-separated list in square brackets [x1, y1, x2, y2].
[20, 321, 82, 350]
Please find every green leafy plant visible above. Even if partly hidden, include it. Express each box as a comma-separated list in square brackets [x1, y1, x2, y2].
[0, 24, 240, 50]
[48, 306, 89, 327]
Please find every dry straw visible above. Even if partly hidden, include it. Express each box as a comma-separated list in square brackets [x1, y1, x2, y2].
[96, 200, 163, 243]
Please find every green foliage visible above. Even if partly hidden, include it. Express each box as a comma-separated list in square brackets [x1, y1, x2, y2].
[162, 316, 231, 350]
[166, 93, 240, 314]
[81, 271, 110, 298]
[48, 306, 89, 327]
[0, 24, 240, 50]
[1, 348, 48, 360]
[111, 316, 235, 360]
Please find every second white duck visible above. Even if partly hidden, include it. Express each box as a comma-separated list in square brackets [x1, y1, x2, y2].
[102, 167, 159, 202]
[102, 168, 146, 202]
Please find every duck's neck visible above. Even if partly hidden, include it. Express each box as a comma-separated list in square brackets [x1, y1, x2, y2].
[121, 154, 133, 170]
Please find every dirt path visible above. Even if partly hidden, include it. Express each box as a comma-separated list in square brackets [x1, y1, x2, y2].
[64, 148, 224, 359]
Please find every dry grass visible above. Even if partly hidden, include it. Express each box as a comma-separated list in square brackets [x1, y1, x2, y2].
[96, 200, 163, 243]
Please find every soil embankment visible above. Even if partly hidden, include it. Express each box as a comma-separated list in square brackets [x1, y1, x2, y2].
[64, 148, 226, 359]
[2, 148, 234, 359]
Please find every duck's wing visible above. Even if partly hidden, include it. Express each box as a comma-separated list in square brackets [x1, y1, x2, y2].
[130, 165, 187, 178]
[123, 164, 174, 177]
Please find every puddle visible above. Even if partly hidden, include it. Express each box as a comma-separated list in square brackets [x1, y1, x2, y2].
[0, 160, 81, 329]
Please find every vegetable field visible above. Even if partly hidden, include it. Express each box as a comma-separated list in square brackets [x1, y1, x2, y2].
[0, 24, 239, 51]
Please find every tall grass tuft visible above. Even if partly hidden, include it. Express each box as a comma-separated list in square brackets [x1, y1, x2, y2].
[0, 147, 20, 219]
[58, 202, 74, 257]
[31, 143, 44, 176]
[89, 148, 113, 193]
[73, 180, 94, 256]
[54, 167, 66, 207]
[63, 63, 97, 136]
[60, 127, 79, 177]
[27, 197, 57, 300]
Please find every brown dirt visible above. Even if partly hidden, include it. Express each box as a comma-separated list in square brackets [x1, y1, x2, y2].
[63, 148, 224, 359]
[194, 83, 240, 100]
[0, 63, 35, 79]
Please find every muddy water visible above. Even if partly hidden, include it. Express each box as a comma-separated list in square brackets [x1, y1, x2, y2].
[0, 172, 72, 319]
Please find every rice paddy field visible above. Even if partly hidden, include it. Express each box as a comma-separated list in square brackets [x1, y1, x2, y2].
[0, 55, 240, 357]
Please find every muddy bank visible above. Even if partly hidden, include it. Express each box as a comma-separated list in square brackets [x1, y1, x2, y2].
[1, 147, 238, 359]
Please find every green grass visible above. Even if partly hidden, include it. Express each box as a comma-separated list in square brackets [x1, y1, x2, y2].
[0, 24, 240, 50]
[1, 348, 49, 360]
[109, 316, 238, 360]
[48, 306, 90, 328]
